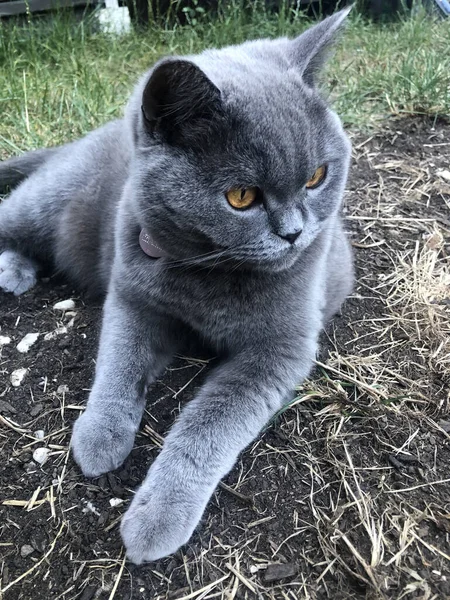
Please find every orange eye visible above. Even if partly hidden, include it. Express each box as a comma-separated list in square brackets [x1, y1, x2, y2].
[226, 187, 258, 209]
[306, 165, 327, 189]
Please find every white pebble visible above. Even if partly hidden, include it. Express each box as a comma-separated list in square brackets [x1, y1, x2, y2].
[64, 311, 77, 319]
[33, 430, 45, 440]
[82, 501, 100, 516]
[20, 544, 35, 558]
[17, 333, 39, 353]
[10, 368, 27, 387]
[109, 497, 124, 507]
[53, 299, 76, 311]
[44, 326, 68, 341]
[437, 169, 450, 182]
[0, 336, 11, 347]
[33, 447, 50, 465]
[57, 384, 69, 394]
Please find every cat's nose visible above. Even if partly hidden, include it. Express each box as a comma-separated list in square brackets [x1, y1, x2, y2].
[280, 230, 302, 244]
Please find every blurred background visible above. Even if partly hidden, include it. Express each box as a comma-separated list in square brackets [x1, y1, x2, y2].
[0, 0, 449, 24]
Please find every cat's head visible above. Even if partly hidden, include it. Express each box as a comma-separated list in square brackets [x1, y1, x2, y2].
[128, 8, 352, 272]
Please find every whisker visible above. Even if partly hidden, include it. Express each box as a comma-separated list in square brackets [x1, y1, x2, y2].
[163, 248, 228, 267]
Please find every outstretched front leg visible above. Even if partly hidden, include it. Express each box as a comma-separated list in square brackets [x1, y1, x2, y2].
[72, 289, 185, 477]
[121, 334, 318, 563]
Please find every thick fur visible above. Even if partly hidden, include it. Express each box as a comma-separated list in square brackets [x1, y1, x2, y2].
[0, 147, 58, 192]
[0, 9, 353, 563]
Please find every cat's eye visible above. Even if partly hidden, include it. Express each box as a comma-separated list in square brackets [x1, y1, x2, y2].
[226, 187, 258, 210]
[306, 165, 327, 189]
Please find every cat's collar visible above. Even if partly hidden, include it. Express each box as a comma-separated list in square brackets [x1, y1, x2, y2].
[139, 229, 166, 259]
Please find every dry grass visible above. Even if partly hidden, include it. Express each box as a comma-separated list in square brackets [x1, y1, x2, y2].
[384, 227, 450, 378]
[1, 120, 450, 599]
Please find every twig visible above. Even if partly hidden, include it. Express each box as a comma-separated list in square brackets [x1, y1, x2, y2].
[108, 554, 126, 600]
[1, 523, 65, 593]
[218, 482, 254, 506]
[384, 478, 450, 494]
[174, 574, 229, 600]
[225, 563, 256, 594]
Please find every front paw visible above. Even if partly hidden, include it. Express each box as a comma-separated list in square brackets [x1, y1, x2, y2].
[72, 408, 137, 478]
[120, 480, 206, 564]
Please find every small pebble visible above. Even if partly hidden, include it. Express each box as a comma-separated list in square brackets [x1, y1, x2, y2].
[17, 333, 39, 353]
[57, 384, 69, 394]
[10, 368, 27, 387]
[0, 400, 16, 414]
[109, 498, 124, 507]
[0, 335, 11, 347]
[82, 501, 100, 516]
[439, 420, 450, 433]
[44, 326, 68, 341]
[79, 586, 96, 600]
[20, 545, 34, 558]
[264, 563, 298, 583]
[437, 169, 450, 182]
[33, 430, 45, 440]
[30, 403, 44, 417]
[33, 447, 50, 465]
[53, 299, 75, 311]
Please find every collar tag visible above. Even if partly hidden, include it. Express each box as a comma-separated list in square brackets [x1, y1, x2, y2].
[139, 229, 166, 259]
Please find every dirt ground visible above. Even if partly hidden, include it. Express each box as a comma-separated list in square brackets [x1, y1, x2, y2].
[0, 118, 449, 600]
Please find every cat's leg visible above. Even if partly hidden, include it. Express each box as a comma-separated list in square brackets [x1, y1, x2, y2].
[71, 290, 185, 477]
[0, 187, 42, 295]
[0, 169, 63, 293]
[120, 338, 317, 563]
[0, 250, 38, 295]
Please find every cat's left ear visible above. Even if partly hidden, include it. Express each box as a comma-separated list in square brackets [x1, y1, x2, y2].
[141, 59, 223, 145]
[291, 6, 352, 87]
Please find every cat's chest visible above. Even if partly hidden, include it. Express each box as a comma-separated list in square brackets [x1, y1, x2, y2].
[137, 260, 312, 347]
[151, 265, 264, 319]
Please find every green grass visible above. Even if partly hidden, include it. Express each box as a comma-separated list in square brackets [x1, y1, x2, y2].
[0, 3, 449, 157]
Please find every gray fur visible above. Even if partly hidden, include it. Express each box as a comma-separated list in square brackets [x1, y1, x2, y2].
[0, 147, 59, 192]
[0, 9, 353, 563]
[0, 250, 38, 295]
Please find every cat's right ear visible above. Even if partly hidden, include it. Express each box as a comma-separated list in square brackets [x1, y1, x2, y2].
[291, 7, 351, 87]
[141, 60, 223, 145]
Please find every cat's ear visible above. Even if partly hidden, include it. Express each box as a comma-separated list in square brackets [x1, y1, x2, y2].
[141, 60, 222, 144]
[291, 6, 352, 87]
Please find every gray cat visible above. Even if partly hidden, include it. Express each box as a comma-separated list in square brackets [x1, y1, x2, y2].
[0, 9, 353, 563]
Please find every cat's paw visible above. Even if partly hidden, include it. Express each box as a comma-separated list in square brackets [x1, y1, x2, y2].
[72, 408, 137, 478]
[121, 479, 204, 564]
[0, 250, 37, 295]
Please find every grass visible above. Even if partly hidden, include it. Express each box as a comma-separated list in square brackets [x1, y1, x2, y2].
[0, 3, 450, 158]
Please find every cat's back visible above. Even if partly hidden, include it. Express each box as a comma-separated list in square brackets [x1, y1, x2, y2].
[53, 119, 133, 293]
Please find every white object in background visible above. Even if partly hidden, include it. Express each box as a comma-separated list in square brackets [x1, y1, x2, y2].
[53, 299, 76, 311]
[33, 447, 50, 465]
[17, 332, 39, 353]
[10, 368, 27, 387]
[98, 0, 131, 35]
